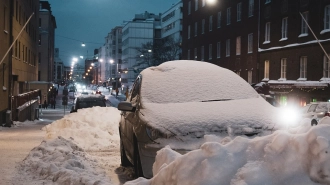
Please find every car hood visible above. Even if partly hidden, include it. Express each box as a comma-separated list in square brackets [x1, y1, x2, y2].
[140, 97, 279, 137]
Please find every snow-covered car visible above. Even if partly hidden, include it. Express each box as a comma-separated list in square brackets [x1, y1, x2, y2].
[117, 60, 280, 178]
[301, 102, 330, 126]
[70, 94, 106, 113]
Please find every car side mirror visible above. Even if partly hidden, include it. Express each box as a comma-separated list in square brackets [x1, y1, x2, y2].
[118, 102, 136, 112]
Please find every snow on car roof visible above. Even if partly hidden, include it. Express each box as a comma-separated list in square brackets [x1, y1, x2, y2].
[77, 94, 105, 100]
[140, 60, 259, 104]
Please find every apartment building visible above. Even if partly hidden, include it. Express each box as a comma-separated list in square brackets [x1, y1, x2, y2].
[39, 1, 56, 82]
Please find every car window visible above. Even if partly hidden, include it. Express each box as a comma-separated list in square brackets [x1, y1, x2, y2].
[307, 104, 318, 113]
[316, 103, 330, 112]
[130, 76, 141, 104]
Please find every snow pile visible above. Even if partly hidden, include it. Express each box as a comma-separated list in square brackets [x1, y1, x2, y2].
[42, 107, 121, 150]
[18, 136, 112, 185]
[126, 124, 330, 185]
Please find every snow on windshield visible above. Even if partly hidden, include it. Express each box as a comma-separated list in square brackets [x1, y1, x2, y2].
[140, 60, 259, 104]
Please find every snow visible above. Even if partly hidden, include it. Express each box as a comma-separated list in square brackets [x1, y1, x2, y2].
[8, 97, 330, 185]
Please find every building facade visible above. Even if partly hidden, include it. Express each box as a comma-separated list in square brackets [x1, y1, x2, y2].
[161, 1, 183, 59]
[182, 0, 259, 84]
[39, 1, 56, 82]
[121, 12, 161, 86]
[258, 0, 330, 106]
[0, 0, 11, 123]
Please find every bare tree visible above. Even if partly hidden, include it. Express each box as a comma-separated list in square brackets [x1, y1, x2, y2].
[133, 37, 181, 73]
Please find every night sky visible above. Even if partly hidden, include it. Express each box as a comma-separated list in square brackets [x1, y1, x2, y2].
[47, 0, 179, 66]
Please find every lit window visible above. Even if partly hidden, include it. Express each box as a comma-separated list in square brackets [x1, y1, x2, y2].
[248, 70, 252, 84]
[194, 22, 198, 36]
[300, 56, 307, 78]
[236, 36, 241, 55]
[264, 60, 270, 79]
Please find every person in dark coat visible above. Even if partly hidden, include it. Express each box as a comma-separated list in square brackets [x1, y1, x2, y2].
[43, 99, 48, 109]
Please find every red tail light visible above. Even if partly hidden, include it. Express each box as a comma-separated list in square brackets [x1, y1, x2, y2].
[325, 112, 330, 117]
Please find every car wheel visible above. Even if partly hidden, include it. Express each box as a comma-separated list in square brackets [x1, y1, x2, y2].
[311, 120, 318, 126]
[120, 139, 131, 167]
[134, 137, 144, 178]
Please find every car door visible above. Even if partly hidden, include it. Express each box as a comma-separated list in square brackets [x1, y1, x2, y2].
[305, 104, 318, 118]
[120, 76, 141, 161]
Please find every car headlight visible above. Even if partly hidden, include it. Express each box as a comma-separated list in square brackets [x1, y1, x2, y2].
[146, 126, 167, 141]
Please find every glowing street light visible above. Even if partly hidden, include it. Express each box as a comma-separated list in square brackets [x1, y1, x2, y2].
[206, 0, 216, 5]
[80, 56, 84, 59]
[82, 42, 85, 47]
[99, 59, 103, 62]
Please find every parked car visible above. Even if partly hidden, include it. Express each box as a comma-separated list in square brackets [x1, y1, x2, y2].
[301, 102, 330, 126]
[117, 60, 280, 178]
[70, 94, 106, 113]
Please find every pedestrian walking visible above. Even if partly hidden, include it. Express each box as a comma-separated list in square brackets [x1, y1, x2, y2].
[116, 88, 119, 97]
[53, 99, 56, 109]
[43, 99, 48, 109]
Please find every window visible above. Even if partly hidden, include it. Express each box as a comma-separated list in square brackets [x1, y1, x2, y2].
[188, 1, 191, 15]
[22, 44, 25, 61]
[39, 34, 41, 45]
[248, 33, 253, 53]
[201, 46, 204, 61]
[195, 0, 198, 11]
[18, 41, 20, 59]
[325, 6, 330, 31]
[265, 22, 270, 43]
[300, 56, 307, 79]
[301, 12, 308, 36]
[187, 50, 190, 60]
[249, 0, 254, 17]
[226, 39, 230, 57]
[248, 71, 252, 84]
[264, 60, 270, 79]
[209, 15, 213, 31]
[265, 0, 271, 3]
[227, 7, 231, 25]
[209, 44, 212, 60]
[281, 17, 288, 39]
[194, 22, 198, 36]
[217, 42, 221, 58]
[281, 58, 287, 79]
[15, 41, 17, 57]
[194, 48, 197, 60]
[202, 19, 205, 34]
[237, 3, 242, 21]
[188, 25, 191, 39]
[202, 0, 205, 7]
[217, 12, 221, 28]
[323, 54, 330, 78]
[236, 36, 241, 55]
[281, 0, 288, 13]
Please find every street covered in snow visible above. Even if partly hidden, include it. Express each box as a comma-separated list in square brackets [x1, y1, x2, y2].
[1, 104, 329, 185]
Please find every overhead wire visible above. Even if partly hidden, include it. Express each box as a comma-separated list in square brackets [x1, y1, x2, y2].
[56, 34, 103, 45]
